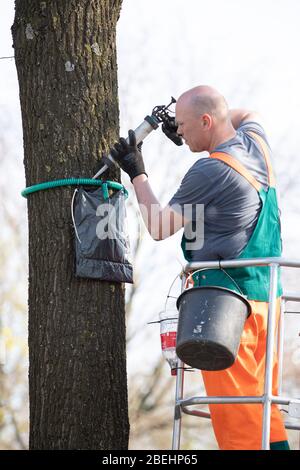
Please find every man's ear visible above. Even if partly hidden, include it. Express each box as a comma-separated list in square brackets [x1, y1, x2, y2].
[202, 113, 212, 129]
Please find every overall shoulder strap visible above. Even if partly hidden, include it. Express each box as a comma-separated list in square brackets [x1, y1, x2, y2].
[246, 130, 275, 187]
[210, 152, 262, 192]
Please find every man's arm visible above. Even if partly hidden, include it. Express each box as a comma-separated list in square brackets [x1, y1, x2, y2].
[132, 174, 188, 240]
[229, 109, 265, 130]
[109, 130, 189, 240]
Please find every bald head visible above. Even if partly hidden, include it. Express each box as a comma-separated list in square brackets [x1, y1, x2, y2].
[177, 85, 229, 122]
[175, 85, 234, 153]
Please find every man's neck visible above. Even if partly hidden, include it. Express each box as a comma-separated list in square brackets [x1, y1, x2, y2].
[208, 125, 236, 153]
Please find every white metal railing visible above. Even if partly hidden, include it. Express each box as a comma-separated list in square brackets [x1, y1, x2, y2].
[172, 257, 300, 450]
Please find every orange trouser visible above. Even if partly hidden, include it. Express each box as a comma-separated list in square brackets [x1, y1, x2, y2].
[201, 297, 288, 450]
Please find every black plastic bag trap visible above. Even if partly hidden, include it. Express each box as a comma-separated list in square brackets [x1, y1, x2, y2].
[72, 184, 133, 283]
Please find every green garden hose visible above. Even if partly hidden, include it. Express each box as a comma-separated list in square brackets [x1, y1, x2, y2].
[21, 178, 128, 200]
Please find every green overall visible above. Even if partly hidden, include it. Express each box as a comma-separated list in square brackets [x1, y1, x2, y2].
[181, 131, 282, 302]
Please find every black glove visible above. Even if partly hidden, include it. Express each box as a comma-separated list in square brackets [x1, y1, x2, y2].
[162, 117, 183, 146]
[110, 130, 147, 182]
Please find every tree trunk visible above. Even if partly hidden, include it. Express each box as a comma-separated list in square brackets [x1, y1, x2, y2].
[12, 0, 128, 450]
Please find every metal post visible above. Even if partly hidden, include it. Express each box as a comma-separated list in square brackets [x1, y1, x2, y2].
[262, 263, 279, 450]
[172, 273, 186, 450]
[278, 298, 285, 396]
[172, 358, 184, 450]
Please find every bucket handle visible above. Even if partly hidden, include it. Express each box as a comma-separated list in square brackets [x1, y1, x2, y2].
[184, 266, 245, 296]
[164, 273, 181, 312]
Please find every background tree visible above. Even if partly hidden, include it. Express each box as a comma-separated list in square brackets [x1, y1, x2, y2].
[11, 0, 128, 449]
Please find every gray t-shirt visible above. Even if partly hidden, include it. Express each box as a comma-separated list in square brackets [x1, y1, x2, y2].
[169, 121, 271, 261]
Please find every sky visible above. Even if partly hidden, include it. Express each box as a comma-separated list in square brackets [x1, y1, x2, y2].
[116, 0, 300, 257]
[1, 0, 300, 376]
[116, 0, 300, 372]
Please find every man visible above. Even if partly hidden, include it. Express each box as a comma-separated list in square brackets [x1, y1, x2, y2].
[110, 85, 289, 450]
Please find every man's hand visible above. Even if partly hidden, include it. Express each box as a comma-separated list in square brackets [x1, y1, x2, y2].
[162, 117, 183, 146]
[229, 109, 265, 130]
[110, 130, 147, 182]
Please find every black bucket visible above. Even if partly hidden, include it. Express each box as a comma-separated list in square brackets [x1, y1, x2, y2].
[176, 286, 251, 371]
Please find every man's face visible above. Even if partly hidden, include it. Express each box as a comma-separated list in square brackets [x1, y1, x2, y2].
[175, 101, 210, 152]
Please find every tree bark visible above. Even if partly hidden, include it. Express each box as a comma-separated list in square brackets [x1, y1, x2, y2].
[12, 0, 128, 449]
